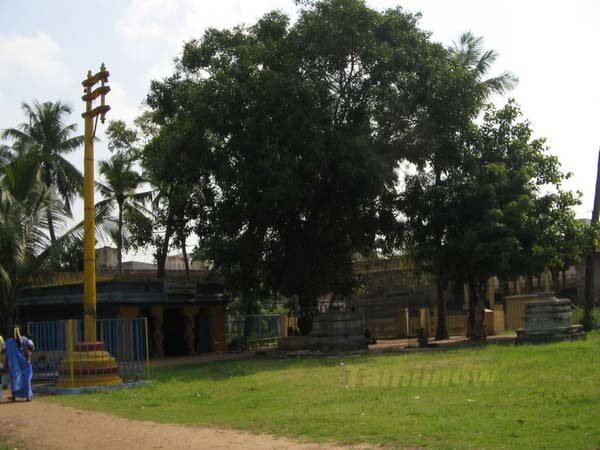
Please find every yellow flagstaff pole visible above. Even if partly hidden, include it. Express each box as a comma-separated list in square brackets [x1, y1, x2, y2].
[83, 70, 96, 343]
[82, 64, 110, 343]
[56, 65, 121, 387]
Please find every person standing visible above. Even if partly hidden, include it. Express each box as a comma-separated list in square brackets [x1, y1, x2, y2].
[5, 327, 34, 401]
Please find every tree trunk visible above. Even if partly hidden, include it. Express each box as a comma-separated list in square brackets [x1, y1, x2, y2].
[47, 209, 57, 242]
[467, 276, 478, 337]
[44, 169, 57, 242]
[561, 269, 567, 290]
[117, 201, 123, 276]
[550, 268, 560, 295]
[157, 214, 173, 278]
[435, 279, 448, 340]
[432, 165, 449, 341]
[500, 277, 509, 299]
[525, 274, 534, 293]
[297, 293, 316, 336]
[584, 149, 600, 330]
[180, 227, 190, 281]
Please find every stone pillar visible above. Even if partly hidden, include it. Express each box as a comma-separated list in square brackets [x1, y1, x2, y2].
[150, 305, 164, 357]
[493, 304, 505, 333]
[280, 315, 289, 337]
[182, 305, 199, 355]
[419, 308, 430, 335]
[397, 308, 409, 338]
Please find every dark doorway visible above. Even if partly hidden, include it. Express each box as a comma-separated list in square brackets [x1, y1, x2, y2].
[196, 310, 211, 353]
[163, 308, 188, 356]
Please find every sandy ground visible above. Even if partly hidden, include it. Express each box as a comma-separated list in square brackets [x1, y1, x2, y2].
[0, 399, 359, 450]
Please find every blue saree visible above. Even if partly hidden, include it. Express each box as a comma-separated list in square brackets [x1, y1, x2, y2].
[5, 336, 33, 400]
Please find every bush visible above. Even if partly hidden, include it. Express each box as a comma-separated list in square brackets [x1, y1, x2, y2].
[572, 307, 600, 329]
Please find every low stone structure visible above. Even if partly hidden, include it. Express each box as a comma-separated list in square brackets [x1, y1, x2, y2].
[278, 336, 310, 351]
[516, 293, 585, 344]
[309, 311, 368, 353]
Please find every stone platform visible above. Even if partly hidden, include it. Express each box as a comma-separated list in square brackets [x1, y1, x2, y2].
[516, 293, 586, 344]
[309, 311, 368, 353]
[56, 341, 122, 387]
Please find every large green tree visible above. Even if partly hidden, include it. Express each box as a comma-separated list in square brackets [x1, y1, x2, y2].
[144, 0, 483, 331]
[447, 102, 587, 333]
[1, 101, 84, 242]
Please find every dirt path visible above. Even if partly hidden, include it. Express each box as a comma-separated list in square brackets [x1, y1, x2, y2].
[0, 399, 355, 450]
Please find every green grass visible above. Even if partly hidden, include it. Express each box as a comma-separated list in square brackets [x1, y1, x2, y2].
[0, 435, 25, 450]
[47, 334, 600, 450]
[573, 307, 600, 328]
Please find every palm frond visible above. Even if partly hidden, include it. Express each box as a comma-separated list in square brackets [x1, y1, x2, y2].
[484, 71, 519, 96]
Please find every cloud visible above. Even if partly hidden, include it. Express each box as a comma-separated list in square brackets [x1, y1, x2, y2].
[0, 32, 66, 81]
[117, 0, 297, 96]
[118, 0, 273, 45]
[118, 0, 180, 41]
[107, 81, 143, 124]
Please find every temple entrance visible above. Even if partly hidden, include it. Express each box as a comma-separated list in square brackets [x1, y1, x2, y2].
[195, 310, 211, 353]
[163, 307, 188, 356]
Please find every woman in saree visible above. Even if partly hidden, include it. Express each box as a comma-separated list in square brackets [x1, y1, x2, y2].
[4, 327, 34, 401]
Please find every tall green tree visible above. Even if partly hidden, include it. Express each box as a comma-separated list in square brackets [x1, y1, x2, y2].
[448, 102, 585, 333]
[1, 101, 84, 241]
[402, 32, 518, 341]
[145, 0, 484, 332]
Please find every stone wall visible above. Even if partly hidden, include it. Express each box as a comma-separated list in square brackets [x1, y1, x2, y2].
[348, 258, 435, 338]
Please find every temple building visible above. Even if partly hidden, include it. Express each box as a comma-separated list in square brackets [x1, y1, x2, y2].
[16, 248, 229, 357]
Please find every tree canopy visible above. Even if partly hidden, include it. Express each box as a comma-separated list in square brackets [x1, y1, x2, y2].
[144, 0, 486, 327]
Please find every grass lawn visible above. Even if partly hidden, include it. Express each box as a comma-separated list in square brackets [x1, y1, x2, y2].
[48, 333, 600, 450]
[0, 435, 24, 450]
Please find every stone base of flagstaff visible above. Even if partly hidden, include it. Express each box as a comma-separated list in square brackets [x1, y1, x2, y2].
[57, 341, 122, 387]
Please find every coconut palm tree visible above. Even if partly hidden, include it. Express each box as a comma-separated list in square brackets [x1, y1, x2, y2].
[97, 153, 151, 275]
[0, 148, 116, 331]
[1, 100, 84, 241]
[0, 148, 68, 330]
[450, 31, 518, 97]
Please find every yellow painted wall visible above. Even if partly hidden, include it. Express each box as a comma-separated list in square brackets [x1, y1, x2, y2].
[505, 294, 537, 330]
[117, 306, 140, 319]
[397, 308, 410, 337]
[493, 304, 505, 333]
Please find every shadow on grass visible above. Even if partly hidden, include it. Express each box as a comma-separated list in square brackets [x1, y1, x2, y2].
[152, 335, 519, 383]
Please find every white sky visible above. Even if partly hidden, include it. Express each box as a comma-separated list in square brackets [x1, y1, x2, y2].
[1, 0, 599, 262]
